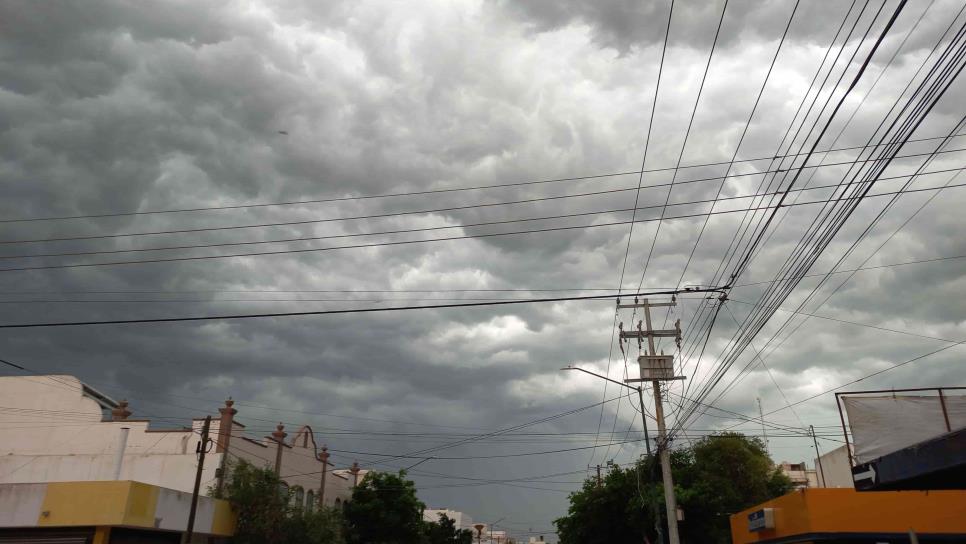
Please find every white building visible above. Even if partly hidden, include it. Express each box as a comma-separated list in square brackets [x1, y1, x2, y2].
[423, 508, 475, 531]
[0, 375, 364, 508]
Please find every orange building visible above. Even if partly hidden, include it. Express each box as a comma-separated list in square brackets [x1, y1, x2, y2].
[730, 488, 966, 543]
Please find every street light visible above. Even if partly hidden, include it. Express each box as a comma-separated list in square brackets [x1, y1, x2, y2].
[560, 366, 652, 456]
[561, 365, 662, 544]
[489, 517, 506, 544]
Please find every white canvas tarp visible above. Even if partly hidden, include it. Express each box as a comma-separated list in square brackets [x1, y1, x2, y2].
[841, 394, 966, 464]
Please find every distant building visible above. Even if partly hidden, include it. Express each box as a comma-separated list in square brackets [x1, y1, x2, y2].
[0, 375, 364, 509]
[423, 508, 475, 531]
[487, 529, 507, 543]
[778, 461, 819, 488]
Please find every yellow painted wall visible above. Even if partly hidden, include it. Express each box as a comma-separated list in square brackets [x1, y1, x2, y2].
[122, 482, 159, 527]
[210, 498, 237, 536]
[38, 481, 131, 527]
[731, 489, 966, 544]
[31, 480, 235, 536]
[805, 489, 966, 533]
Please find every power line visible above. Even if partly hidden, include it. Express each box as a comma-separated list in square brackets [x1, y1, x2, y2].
[8, 164, 958, 262]
[728, 298, 962, 344]
[0, 286, 725, 328]
[6, 145, 961, 247]
[6, 134, 959, 226]
[672, 0, 929, 437]
[3, 177, 963, 273]
[0, 249, 958, 296]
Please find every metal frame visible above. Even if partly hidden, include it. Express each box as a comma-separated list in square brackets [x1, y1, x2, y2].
[835, 386, 966, 467]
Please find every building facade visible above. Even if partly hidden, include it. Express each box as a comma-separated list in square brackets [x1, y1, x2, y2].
[777, 461, 819, 488]
[0, 480, 234, 543]
[730, 488, 966, 543]
[0, 375, 363, 509]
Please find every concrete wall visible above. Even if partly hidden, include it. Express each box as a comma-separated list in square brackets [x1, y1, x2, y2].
[815, 444, 853, 488]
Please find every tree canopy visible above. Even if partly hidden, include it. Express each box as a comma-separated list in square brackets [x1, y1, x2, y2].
[215, 459, 345, 544]
[555, 433, 793, 544]
[425, 513, 475, 544]
[215, 462, 492, 544]
[344, 470, 427, 544]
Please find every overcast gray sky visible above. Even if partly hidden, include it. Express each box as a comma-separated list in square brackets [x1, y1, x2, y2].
[2, 0, 965, 539]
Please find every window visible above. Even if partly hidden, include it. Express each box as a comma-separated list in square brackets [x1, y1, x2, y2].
[293, 486, 304, 508]
[306, 490, 315, 512]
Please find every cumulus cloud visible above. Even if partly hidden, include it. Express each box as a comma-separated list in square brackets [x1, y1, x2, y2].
[1, 0, 964, 537]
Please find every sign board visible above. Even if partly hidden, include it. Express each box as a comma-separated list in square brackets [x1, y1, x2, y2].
[638, 355, 675, 380]
[747, 508, 774, 532]
[852, 462, 878, 490]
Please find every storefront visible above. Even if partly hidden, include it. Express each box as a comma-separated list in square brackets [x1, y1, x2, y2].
[0, 481, 235, 543]
[730, 488, 966, 543]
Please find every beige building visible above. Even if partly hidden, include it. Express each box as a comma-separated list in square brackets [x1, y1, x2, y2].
[778, 461, 819, 489]
[0, 375, 364, 508]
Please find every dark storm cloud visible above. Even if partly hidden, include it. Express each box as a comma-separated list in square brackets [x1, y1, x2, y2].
[495, 0, 881, 53]
[1, 0, 965, 539]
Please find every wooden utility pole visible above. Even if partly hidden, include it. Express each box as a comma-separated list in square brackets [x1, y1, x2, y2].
[758, 397, 769, 456]
[272, 423, 287, 475]
[811, 425, 826, 488]
[621, 298, 682, 544]
[184, 415, 211, 544]
[318, 446, 330, 507]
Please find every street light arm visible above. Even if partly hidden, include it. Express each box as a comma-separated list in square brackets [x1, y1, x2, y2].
[561, 365, 641, 392]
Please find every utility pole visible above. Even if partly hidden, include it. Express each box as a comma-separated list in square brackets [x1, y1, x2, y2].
[561, 364, 660, 543]
[635, 382, 663, 544]
[621, 297, 682, 544]
[272, 423, 287, 475]
[184, 415, 211, 544]
[596, 464, 602, 488]
[810, 425, 826, 488]
[318, 446, 330, 507]
[757, 397, 769, 456]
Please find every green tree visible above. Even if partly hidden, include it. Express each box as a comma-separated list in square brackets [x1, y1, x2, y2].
[554, 433, 793, 544]
[214, 459, 345, 544]
[554, 460, 654, 543]
[425, 513, 474, 544]
[344, 471, 426, 544]
[285, 506, 348, 544]
[675, 433, 792, 542]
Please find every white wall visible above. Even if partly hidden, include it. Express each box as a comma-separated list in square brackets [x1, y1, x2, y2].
[0, 375, 358, 503]
[0, 483, 47, 527]
[816, 444, 854, 488]
[0, 376, 221, 494]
